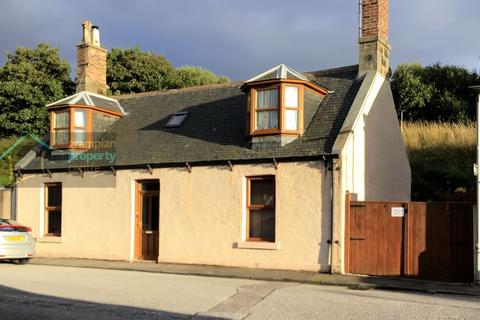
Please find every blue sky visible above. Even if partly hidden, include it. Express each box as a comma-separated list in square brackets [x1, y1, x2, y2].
[0, 0, 479, 80]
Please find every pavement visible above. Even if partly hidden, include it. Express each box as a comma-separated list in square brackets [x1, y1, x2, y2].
[2, 264, 480, 319]
[30, 257, 480, 297]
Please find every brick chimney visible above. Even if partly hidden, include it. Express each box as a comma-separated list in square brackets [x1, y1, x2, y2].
[358, 0, 391, 77]
[76, 20, 108, 95]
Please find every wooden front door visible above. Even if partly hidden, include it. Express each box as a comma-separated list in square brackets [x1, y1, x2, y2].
[135, 180, 160, 261]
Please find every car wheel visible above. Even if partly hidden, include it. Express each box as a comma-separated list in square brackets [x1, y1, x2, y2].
[16, 259, 30, 265]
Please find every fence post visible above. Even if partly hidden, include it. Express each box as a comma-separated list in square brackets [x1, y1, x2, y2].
[344, 192, 351, 274]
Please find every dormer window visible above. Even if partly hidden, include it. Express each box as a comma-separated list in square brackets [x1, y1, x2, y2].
[250, 83, 304, 135]
[47, 91, 126, 149]
[243, 64, 328, 141]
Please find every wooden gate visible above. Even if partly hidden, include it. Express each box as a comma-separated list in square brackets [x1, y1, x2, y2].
[345, 196, 474, 282]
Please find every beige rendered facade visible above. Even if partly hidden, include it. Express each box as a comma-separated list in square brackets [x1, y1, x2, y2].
[0, 188, 12, 219]
[16, 161, 333, 272]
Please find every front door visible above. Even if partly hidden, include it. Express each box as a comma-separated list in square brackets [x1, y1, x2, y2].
[135, 180, 160, 261]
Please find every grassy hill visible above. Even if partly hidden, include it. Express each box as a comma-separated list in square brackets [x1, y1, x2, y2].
[402, 121, 476, 201]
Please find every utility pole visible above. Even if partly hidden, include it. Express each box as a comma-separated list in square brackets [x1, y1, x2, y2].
[470, 85, 480, 285]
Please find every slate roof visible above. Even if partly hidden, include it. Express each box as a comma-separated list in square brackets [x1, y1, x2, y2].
[246, 64, 312, 83]
[17, 65, 364, 172]
[47, 91, 127, 115]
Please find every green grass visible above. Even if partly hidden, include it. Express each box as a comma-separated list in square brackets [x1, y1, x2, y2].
[402, 121, 476, 201]
[0, 137, 36, 187]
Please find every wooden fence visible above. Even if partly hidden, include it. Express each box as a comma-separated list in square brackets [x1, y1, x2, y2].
[345, 195, 474, 282]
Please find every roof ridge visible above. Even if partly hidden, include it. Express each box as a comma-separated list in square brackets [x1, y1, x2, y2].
[304, 64, 359, 76]
[113, 81, 244, 100]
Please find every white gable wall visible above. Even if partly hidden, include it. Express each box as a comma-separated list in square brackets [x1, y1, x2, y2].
[330, 72, 411, 273]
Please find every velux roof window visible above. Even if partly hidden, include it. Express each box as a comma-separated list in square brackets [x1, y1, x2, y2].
[165, 112, 188, 128]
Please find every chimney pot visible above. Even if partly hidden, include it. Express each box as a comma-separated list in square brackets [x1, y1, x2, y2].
[92, 26, 100, 47]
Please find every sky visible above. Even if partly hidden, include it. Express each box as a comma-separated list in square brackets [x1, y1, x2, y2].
[0, 0, 479, 80]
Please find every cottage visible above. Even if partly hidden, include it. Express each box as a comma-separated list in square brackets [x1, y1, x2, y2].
[14, 0, 410, 273]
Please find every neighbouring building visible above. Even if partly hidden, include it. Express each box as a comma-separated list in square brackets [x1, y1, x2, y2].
[14, 0, 410, 273]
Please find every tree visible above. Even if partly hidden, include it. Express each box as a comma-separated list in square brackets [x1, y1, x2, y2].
[107, 47, 230, 94]
[168, 65, 229, 89]
[0, 43, 74, 137]
[391, 63, 479, 122]
[107, 47, 175, 94]
[391, 63, 434, 121]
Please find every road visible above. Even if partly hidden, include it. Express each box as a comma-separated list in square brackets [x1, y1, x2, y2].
[0, 263, 479, 319]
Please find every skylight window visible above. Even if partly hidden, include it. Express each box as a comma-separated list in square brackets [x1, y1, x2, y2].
[165, 112, 188, 128]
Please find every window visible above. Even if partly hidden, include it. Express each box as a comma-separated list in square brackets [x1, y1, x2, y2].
[53, 111, 70, 146]
[284, 85, 299, 131]
[250, 83, 305, 135]
[44, 183, 62, 236]
[73, 110, 87, 145]
[165, 112, 188, 128]
[247, 176, 275, 242]
[51, 108, 91, 148]
[255, 88, 279, 130]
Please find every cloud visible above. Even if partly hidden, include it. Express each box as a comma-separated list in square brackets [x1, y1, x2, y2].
[0, 0, 478, 79]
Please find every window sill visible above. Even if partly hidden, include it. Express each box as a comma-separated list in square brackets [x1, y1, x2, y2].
[37, 236, 65, 243]
[235, 241, 280, 250]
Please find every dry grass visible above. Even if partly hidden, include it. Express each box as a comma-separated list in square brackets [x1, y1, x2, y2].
[402, 121, 476, 201]
[402, 121, 476, 150]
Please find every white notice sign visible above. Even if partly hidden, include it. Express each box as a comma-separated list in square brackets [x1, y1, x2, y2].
[391, 207, 405, 217]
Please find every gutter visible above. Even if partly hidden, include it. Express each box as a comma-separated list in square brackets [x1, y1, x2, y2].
[15, 154, 339, 175]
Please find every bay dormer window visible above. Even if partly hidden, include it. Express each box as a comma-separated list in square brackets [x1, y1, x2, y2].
[47, 91, 126, 149]
[243, 64, 328, 147]
[251, 84, 304, 134]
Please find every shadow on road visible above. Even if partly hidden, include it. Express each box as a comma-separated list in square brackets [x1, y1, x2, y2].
[0, 283, 225, 320]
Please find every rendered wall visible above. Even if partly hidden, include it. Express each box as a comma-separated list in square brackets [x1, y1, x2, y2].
[15, 161, 332, 271]
[343, 77, 411, 202]
[0, 188, 12, 219]
[330, 72, 411, 274]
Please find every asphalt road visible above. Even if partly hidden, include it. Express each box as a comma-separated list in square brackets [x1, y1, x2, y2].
[0, 263, 479, 319]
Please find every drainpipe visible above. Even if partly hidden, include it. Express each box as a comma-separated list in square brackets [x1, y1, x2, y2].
[328, 158, 334, 272]
[471, 85, 480, 285]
